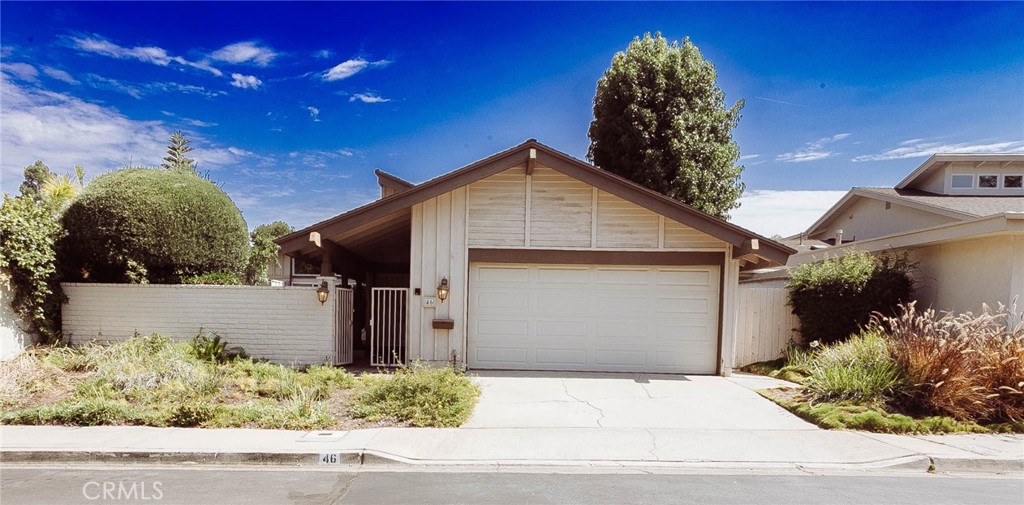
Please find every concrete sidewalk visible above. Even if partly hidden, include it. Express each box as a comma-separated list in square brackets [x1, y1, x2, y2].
[2, 425, 1021, 474]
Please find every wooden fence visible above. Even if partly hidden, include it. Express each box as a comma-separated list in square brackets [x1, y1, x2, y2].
[734, 285, 800, 368]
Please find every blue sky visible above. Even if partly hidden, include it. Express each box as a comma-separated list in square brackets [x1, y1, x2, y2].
[2, 2, 1022, 237]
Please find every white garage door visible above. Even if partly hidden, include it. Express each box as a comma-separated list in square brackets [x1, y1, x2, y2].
[468, 263, 720, 374]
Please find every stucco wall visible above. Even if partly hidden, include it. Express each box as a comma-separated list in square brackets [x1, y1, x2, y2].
[812, 197, 957, 242]
[910, 234, 1024, 313]
[62, 283, 336, 365]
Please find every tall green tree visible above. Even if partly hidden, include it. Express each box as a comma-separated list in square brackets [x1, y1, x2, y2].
[18, 161, 52, 201]
[161, 131, 198, 173]
[244, 221, 293, 285]
[588, 33, 745, 219]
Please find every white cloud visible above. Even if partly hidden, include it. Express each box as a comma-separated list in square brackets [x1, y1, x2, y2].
[322, 58, 390, 81]
[853, 139, 1024, 162]
[41, 66, 79, 85]
[739, 154, 760, 161]
[349, 92, 390, 104]
[229, 73, 262, 89]
[210, 41, 277, 66]
[776, 133, 851, 163]
[85, 74, 143, 99]
[227, 146, 254, 157]
[84, 74, 225, 99]
[314, 49, 333, 59]
[71, 36, 223, 77]
[184, 118, 216, 127]
[337, 148, 354, 157]
[161, 110, 175, 117]
[0, 75, 243, 187]
[306, 106, 320, 122]
[730, 190, 849, 238]
[2, 62, 39, 82]
[0, 73, 169, 182]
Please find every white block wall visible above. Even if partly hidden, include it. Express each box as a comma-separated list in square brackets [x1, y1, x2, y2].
[62, 283, 335, 366]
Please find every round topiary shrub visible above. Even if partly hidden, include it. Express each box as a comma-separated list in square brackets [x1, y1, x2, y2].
[58, 169, 248, 283]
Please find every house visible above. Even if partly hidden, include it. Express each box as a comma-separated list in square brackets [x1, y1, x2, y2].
[782, 154, 1024, 313]
[273, 140, 794, 375]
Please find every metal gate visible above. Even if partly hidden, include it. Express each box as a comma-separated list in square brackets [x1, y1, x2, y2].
[370, 288, 408, 366]
[335, 287, 354, 365]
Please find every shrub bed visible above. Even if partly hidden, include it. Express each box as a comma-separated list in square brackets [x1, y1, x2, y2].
[351, 362, 481, 427]
[750, 302, 1024, 433]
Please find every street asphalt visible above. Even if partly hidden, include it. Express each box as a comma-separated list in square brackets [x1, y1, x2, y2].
[2, 465, 1022, 505]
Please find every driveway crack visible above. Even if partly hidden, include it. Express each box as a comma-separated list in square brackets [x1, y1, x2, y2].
[644, 428, 660, 461]
[561, 378, 607, 427]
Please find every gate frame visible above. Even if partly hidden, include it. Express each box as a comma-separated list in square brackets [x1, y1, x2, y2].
[370, 287, 409, 367]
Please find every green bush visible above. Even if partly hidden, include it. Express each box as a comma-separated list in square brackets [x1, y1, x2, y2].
[787, 251, 914, 343]
[57, 168, 248, 284]
[0, 195, 64, 339]
[181, 271, 243, 285]
[804, 331, 902, 404]
[351, 362, 480, 427]
[168, 400, 215, 427]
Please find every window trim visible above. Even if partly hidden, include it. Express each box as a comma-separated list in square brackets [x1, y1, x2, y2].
[950, 174, 974, 189]
[1003, 174, 1023, 189]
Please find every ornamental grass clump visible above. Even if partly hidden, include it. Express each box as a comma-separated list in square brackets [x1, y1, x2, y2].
[879, 301, 1024, 423]
[804, 330, 902, 405]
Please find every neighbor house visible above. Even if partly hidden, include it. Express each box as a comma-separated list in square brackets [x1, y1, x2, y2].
[776, 154, 1024, 313]
[273, 140, 794, 375]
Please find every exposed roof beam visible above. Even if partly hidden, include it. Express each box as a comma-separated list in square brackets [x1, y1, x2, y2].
[526, 148, 537, 175]
[733, 238, 760, 261]
[309, 232, 367, 280]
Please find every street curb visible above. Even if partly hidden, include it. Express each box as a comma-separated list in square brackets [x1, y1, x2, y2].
[5, 450, 1019, 474]
[0, 451, 361, 467]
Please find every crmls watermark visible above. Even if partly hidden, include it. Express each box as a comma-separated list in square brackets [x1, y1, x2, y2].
[82, 481, 164, 501]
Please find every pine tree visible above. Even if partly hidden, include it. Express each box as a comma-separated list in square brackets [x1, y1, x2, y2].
[588, 33, 745, 219]
[161, 131, 198, 173]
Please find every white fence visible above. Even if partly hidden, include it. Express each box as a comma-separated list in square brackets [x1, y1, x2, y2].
[734, 285, 800, 368]
[62, 283, 337, 366]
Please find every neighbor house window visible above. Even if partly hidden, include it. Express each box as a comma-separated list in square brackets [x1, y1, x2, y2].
[978, 175, 998, 188]
[950, 174, 973, 188]
[1004, 175, 1023, 188]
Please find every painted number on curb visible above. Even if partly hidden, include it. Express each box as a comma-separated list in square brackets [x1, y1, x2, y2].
[319, 453, 342, 465]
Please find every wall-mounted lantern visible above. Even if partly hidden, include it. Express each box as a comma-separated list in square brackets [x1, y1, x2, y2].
[316, 281, 330, 305]
[436, 277, 449, 302]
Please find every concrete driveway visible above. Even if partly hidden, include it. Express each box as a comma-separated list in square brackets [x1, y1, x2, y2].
[464, 371, 816, 430]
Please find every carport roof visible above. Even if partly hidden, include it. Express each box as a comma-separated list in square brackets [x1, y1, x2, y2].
[276, 140, 795, 267]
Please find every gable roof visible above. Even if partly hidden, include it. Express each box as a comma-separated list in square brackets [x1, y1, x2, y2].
[896, 153, 1024, 190]
[375, 168, 415, 194]
[276, 140, 794, 265]
[804, 186, 1024, 239]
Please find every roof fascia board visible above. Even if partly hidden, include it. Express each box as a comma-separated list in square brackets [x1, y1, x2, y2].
[805, 189, 975, 238]
[789, 212, 1021, 267]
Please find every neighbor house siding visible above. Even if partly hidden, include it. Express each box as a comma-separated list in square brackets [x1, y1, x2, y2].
[62, 283, 336, 365]
[909, 234, 1024, 313]
[412, 164, 732, 368]
[811, 198, 958, 242]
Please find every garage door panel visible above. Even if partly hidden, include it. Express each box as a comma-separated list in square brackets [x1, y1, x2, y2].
[657, 269, 713, 286]
[476, 291, 528, 310]
[597, 295, 648, 313]
[477, 266, 530, 283]
[536, 267, 589, 284]
[656, 297, 710, 314]
[536, 320, 588, 338]
[469, 262, 720, 374]
[475, 319, 528, 336]
[473, 346, 528, 366]
[535, 348, 588, 365]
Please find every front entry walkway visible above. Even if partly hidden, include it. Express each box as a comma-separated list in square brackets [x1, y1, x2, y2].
[463, 371, 816, 430]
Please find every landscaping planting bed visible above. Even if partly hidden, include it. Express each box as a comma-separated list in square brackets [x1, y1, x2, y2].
[0, 334, 479, 429]
[746, 302, 1024, 434]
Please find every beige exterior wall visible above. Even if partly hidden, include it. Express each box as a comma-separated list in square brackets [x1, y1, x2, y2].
[811, 197, 958, 242]
[410, 164, 738, 373]
[62, 282, 337, 365]
[909, 234, 1024, 313]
